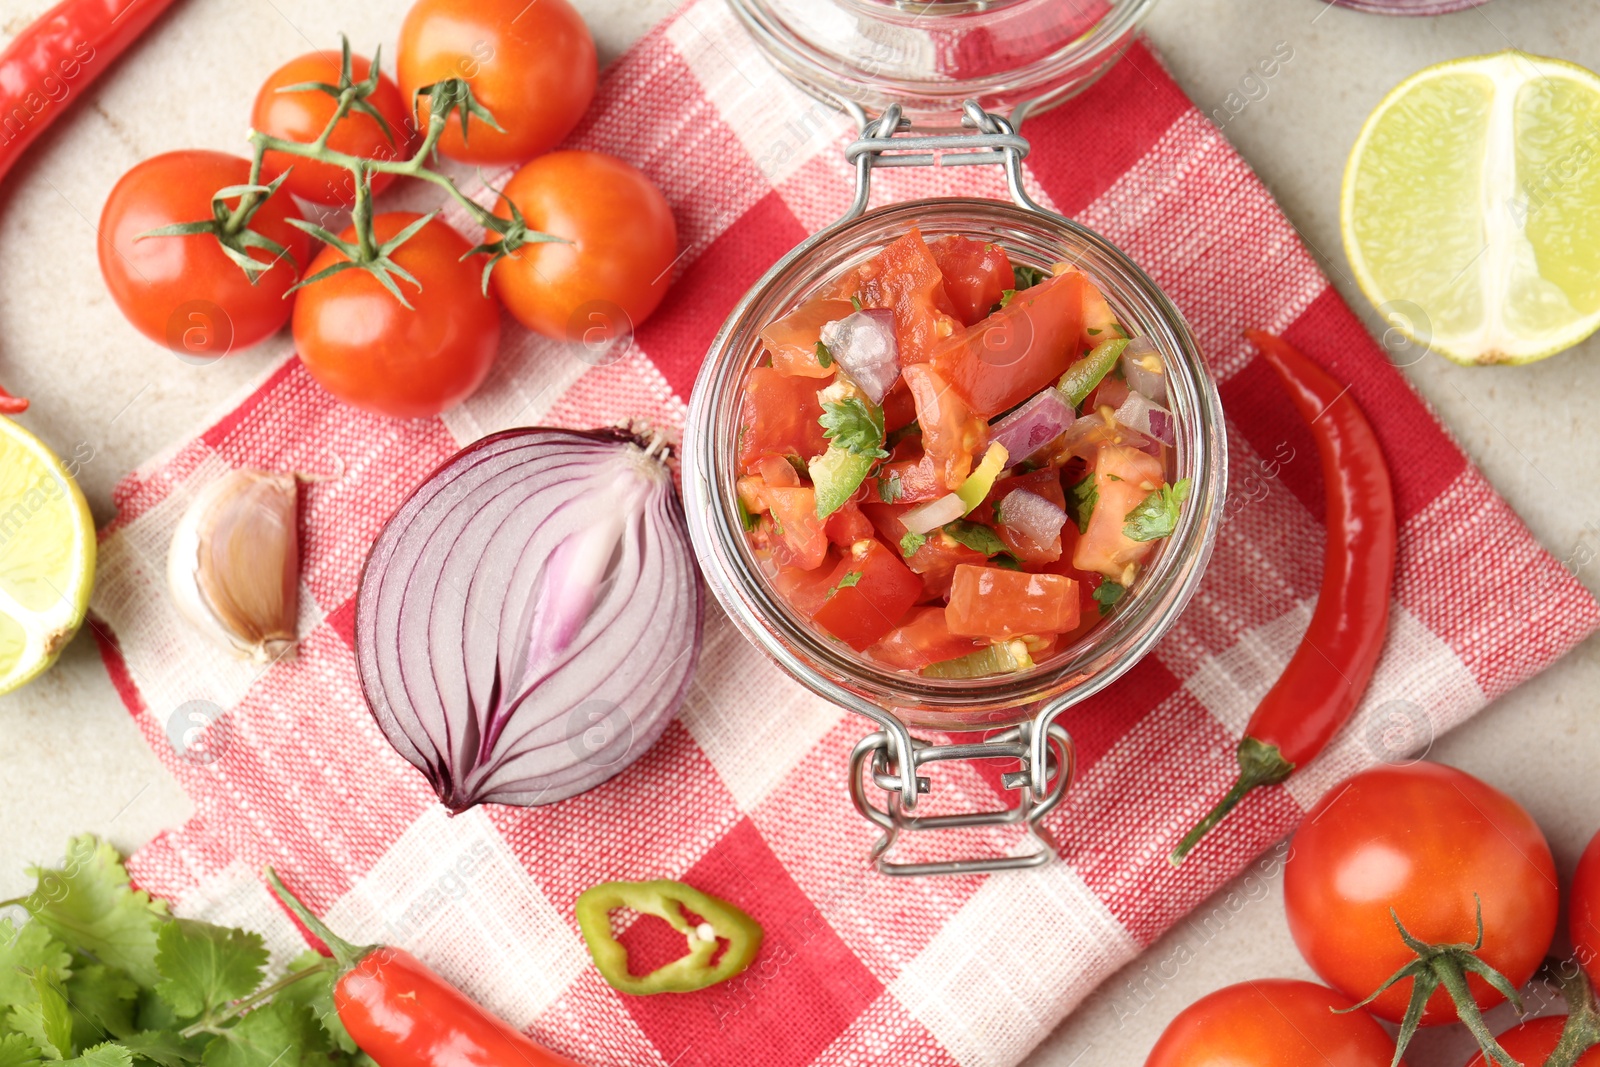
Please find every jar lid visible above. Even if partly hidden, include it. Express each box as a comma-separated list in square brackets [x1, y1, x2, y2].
[728, 0, 1161, 121]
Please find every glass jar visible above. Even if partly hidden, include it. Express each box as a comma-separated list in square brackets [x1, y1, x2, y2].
[681, 103, 1225, 874]
[727, 0, 1162, 121]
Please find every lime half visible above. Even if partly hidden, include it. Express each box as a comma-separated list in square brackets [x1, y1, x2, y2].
[1343, 51, 1600, 365]
[0, 416, 95, 695]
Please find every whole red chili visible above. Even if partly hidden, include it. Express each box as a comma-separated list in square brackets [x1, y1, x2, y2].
[0, 384, 27, 414]
[268, 868, 586, 1067]
[0, 0, 180, 187]
[1170, 329, 1396, 864]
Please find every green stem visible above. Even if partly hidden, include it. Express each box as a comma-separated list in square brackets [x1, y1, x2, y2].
[1544, 960, 1600, 1067]
[176, 958, 331, 1038]
[264, 866, 373, 972]
[1169, 737, 1294, 865]
[1433, 961, 1517, 1067]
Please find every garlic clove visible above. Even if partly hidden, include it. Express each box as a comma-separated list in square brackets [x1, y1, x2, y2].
[168, 469, 300, 663]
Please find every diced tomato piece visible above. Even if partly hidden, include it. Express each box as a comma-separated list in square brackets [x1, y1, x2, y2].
[881, 380, 918, 433]
[987, 468, 1067, 563]
[824, 497, 875, 546]
[811, 539, 924, 650]
[866, 606, 985, 671]
[945, 565, 1080, 640]
[1038, 532, 1107, 643]
[760, 294, 853, 379]
[757, 454, 801, 488]
[1085, 375, 1130, 414]
[930, 234, 1016, 327]
[906, 534, 989, 601]
[902, 362, 987, 490]
[1068, 269, 1119, 350]
[1072, 444, 1166, 580]
[773, 549, 842, 616]
[873, 452, 944, 505]
[827, 227, 961, 365]
[737, 368, 829, 473]
[764, 486, 829, 570]
[928, 269, 1086, 418]
[736, 476, 768, 514]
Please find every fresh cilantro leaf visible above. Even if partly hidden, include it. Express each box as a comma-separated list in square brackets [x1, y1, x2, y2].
[1123, 478, 1192, 542]
[814, 341, 833, 369]
[1012, 264, 1049, 290]
[0, 918, 71, 1008]
[998, 288, 1017, 308]
[899, 530, 926, 557]
[1087, 327, 1101, 336]
[850, 294, 863, 312]
[1068, 476, 1098, 534]
[199, 1000, 327, 1067]
[877, 471, 902, 504]
[737, 497, 760, 532]
[993, 555, 1023, 571]
[0, 1034, 43, 1067]
[60, 1044, 132, 1067]
[25, 836, 169, 987]
[10, 966, 74, 1060]
[1093, 581, 1126, 616]
[827, 571, 864, 599]
[943, 520, 1007, 557]
[818, 398, 887, 458]
[272, 953, 354, 1054]
[65, 964, 139, 1048]
[154, 919, 269, 1021]
[120, 1031, 207, 1067]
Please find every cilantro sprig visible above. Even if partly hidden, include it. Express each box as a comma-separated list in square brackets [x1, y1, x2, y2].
[818, 398, 888, 458]
[1124, 478, 1192, 542]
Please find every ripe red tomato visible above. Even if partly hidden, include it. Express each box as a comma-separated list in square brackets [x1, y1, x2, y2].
[1573, 826, 1600, 990]
[945, 565, 1079, 639]
[829, 227, 960, 365]
[252, 51, 414, 206]
[1284, 762, 1558, 1027]
[1463, 1016, 1600, 1067]
[737, 368, 829, 474]
[929, 234, 1014, 326]
[866, 606, 982, 671]
[99, 151, 310, 358]
[489, 151, 678, 341]
[810, 539, 923, 650]
[397, 0, 596, 164]
[1146, 980, 1400, 1067]
[291, 213, 500, 419]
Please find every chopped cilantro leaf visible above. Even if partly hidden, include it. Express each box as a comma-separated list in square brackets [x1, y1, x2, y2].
[1086, 327, 1101, 336]
[993, 555, 1023, 571]
[943, 520, 1007, 557]
[1069, 476, 1098, 534]
[899, 530, 927, 557]
[827, 570, 864, 598]
[737, 498, 760, 531]
[878, 470, 903, 504]
[998, 288, 1017, 308]
[814, 341, 833, 369]
[1123, 478, 1192, 542]
[1013, 264, 1049, 290]
[1093, 581, 1126, 616]
[818, 397, 887, 458]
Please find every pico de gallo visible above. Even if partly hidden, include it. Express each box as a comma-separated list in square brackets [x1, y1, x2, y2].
[736, 227, 1189, 679]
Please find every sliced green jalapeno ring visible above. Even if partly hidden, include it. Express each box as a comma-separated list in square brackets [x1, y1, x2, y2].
[575, 879, 763, 995]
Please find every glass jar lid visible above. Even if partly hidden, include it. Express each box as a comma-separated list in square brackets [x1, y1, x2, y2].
[727, 0, 1162, 121]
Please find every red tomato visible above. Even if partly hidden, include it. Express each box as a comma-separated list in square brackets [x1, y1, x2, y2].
[763, 486, 828, 571]
[811, 539, 924, 650]
[772, 550, 842, 616]
[1040, 534, 1108, 643]
[1073, 444, 1166, 580]
[737, 368, 828, 473]
[292, 213, 501, 418]
[824, 498, 875, 546]
[490, 151, 678, 341]
[865, 606, 983, 671]
[1463, 1016, 1600, 1067]
[928, 269, 1085, 418]
[1070, 268, 1119, 349]
[1086, 374, 1131, 413]
[1285, 762, 1558, 1027]
[988, 469, 1067, 563]
[1572, 826, 1600, 990]
[761, 295, 852, 378]
[945, 566, 1079, 639]
[1146, 980, 1401, 1067]
[252, 52, 414, 206]
[397, 0, 596, 164]
[929, 234, 1015, 326]
[829, 227, 960, 365]
[99, 151, 311, 358]
[874, 452, 945, 505]
[881, 380, 918, 434]
[903, 362, 987, 490]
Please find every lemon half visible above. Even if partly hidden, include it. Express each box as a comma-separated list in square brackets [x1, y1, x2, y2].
[0, 416, 95, 695]
[1342, 51, 1600, 365]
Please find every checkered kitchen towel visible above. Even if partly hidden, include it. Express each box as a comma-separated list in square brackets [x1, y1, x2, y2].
[88, 3, 1600, 1065]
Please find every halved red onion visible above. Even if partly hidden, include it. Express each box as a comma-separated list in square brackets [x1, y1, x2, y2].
[988, 387, 1076, 467]
[356, 428, 703, 813]
[998, 488, 1066, 546]
[1121, 337, 1168, 404]
[820, 309, 899, 404]
[902, 492, 967, 535]
[1113, 391, 1176, 447]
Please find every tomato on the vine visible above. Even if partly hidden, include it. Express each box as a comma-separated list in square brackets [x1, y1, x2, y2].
[99, 150, 311, 358]
[397, 0, 596, 165]
[292, 213, 500, 419]
[489, 150, 678, 342]
[1145, 979, 1399, 1067]
[1463, 1016, 1600, 1067]
[1284, 762, 1558, 1028]
[1573, 826, 1600, 991]
[252, 50, 414, 206]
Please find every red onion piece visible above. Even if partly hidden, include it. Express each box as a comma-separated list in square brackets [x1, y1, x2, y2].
[988, 388, 1076, 466]
[1121, 338, 1168, 404]
[1113, 391, 1176, 446]
[998, 488, 1066, 546]
[820, 309, 899, 404]
[1059, 413, 1155, 460]
[356, 428, 703, 812]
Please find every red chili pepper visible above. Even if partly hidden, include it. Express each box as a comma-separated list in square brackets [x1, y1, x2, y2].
[0, 384, 27, 414]
[268, 869, 586, 1067]
[0, 0, 180, 187]
[1170, 330, 1396, 865]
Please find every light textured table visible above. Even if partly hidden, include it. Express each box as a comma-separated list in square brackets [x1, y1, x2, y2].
[0, 1, 1595, 1064]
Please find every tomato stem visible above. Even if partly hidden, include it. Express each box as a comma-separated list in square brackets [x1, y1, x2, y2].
[1169, 736, 1293, 865]
[1543, 958, 1600, 1067]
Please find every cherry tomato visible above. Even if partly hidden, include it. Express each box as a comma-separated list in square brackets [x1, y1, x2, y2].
[828, 227, 960, 366]
[1146, 979, 1400, 1067]
[1463, 1016, 1600, 1067]
[1284, 762, 1558, 1027]
[252, 51, 414, 206]
[1074, 444, 1167, 579]
[929, 234, 1014, 326]
[810, 539, 923, 650]
[397, 0, 596, 164]
[490, 151, 678, 342]
[1573, 827, 1600, 990]
[292, 213, 501, 419]
[99, 151, 310, 358]
[737, 368, 828, 474]
[945, 565, 1079, 640]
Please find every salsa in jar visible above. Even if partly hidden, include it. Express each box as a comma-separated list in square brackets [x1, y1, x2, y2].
[734, 226, 1188, 680]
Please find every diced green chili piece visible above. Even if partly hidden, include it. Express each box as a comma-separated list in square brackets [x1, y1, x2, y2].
[1058, 338, 1131, 407]
[575, 879, 763, 996]
[922, 639, 1034, 679]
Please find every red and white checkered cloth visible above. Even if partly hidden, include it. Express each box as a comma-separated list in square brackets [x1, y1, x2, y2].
[89, 4, 1600, 1064]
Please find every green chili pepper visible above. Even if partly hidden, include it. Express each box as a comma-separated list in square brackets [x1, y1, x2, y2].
[1058, 337, 1131, 407]
[575, 879, 763, 995]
